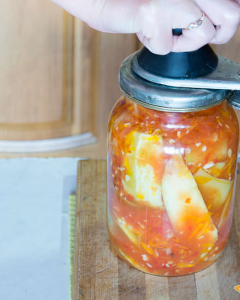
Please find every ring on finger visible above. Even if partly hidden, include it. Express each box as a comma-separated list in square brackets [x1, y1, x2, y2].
[184, 13, 205, 31]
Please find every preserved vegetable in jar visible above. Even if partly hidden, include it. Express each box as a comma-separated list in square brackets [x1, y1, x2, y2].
[107, 96, 239, 276]
[107, 43, 240, 276]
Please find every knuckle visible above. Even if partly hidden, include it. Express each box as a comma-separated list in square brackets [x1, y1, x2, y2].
[139, 0, 156, 17]
[224, 4, 240, 24]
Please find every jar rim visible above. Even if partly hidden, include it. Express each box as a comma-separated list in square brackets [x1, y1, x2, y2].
[119, 86, 226, 112]
[118, 53, 230, 113]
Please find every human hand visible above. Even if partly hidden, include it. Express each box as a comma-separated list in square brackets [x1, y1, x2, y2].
[51, 0, 240, 55]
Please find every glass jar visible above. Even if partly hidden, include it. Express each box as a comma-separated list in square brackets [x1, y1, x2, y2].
[107, 95, 239, 276]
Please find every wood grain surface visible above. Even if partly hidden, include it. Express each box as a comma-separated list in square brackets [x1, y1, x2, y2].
[0, 0, 138, 149]
[73, 160, 240, 300]
[0, 1, 96, 140]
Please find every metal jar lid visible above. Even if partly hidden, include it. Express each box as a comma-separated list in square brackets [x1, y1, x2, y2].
[118, 52, 231, 112]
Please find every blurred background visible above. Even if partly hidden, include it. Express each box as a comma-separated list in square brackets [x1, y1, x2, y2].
[1, 0, 240, 158]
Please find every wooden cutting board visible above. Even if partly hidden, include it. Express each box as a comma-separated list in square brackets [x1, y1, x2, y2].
[73, 160, 240, 300]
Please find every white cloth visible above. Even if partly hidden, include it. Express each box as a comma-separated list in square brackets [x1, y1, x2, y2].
[0, 158, 83, 300]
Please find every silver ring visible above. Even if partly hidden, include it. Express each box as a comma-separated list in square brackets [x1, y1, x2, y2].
[184, 13, 205, 31]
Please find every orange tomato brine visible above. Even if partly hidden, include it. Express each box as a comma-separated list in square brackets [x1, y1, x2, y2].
[107, 96, 239, 276]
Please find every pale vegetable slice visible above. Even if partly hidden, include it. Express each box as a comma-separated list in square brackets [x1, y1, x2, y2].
[123, 152, 136, 197]
[117, 218, 158, 258]
[194, 169, 233, 211]
[135, 164, 162, 204]
[212, 139, 228, 161]
[118, 249, 139, 268]
[117, 218, 139, 245]
[162, 155, 218, 243]
[207, 162, 226, 177]
[185, 139, 228, 173]
[217, 188, 234, 229]
[123, 132, 163, 207]
[177, 262, 195, 268]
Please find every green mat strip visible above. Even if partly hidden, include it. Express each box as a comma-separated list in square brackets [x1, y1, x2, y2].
[69, 194, 77, 300]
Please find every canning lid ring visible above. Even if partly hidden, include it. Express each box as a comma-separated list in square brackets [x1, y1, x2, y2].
[119, 86, 226, 112]
[118, 53, 230, 112]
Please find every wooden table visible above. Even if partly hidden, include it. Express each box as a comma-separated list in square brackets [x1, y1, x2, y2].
[73, 160, 240, 300]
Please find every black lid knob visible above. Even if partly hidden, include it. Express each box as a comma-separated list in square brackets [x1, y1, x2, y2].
[137, 29, 218, 79]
